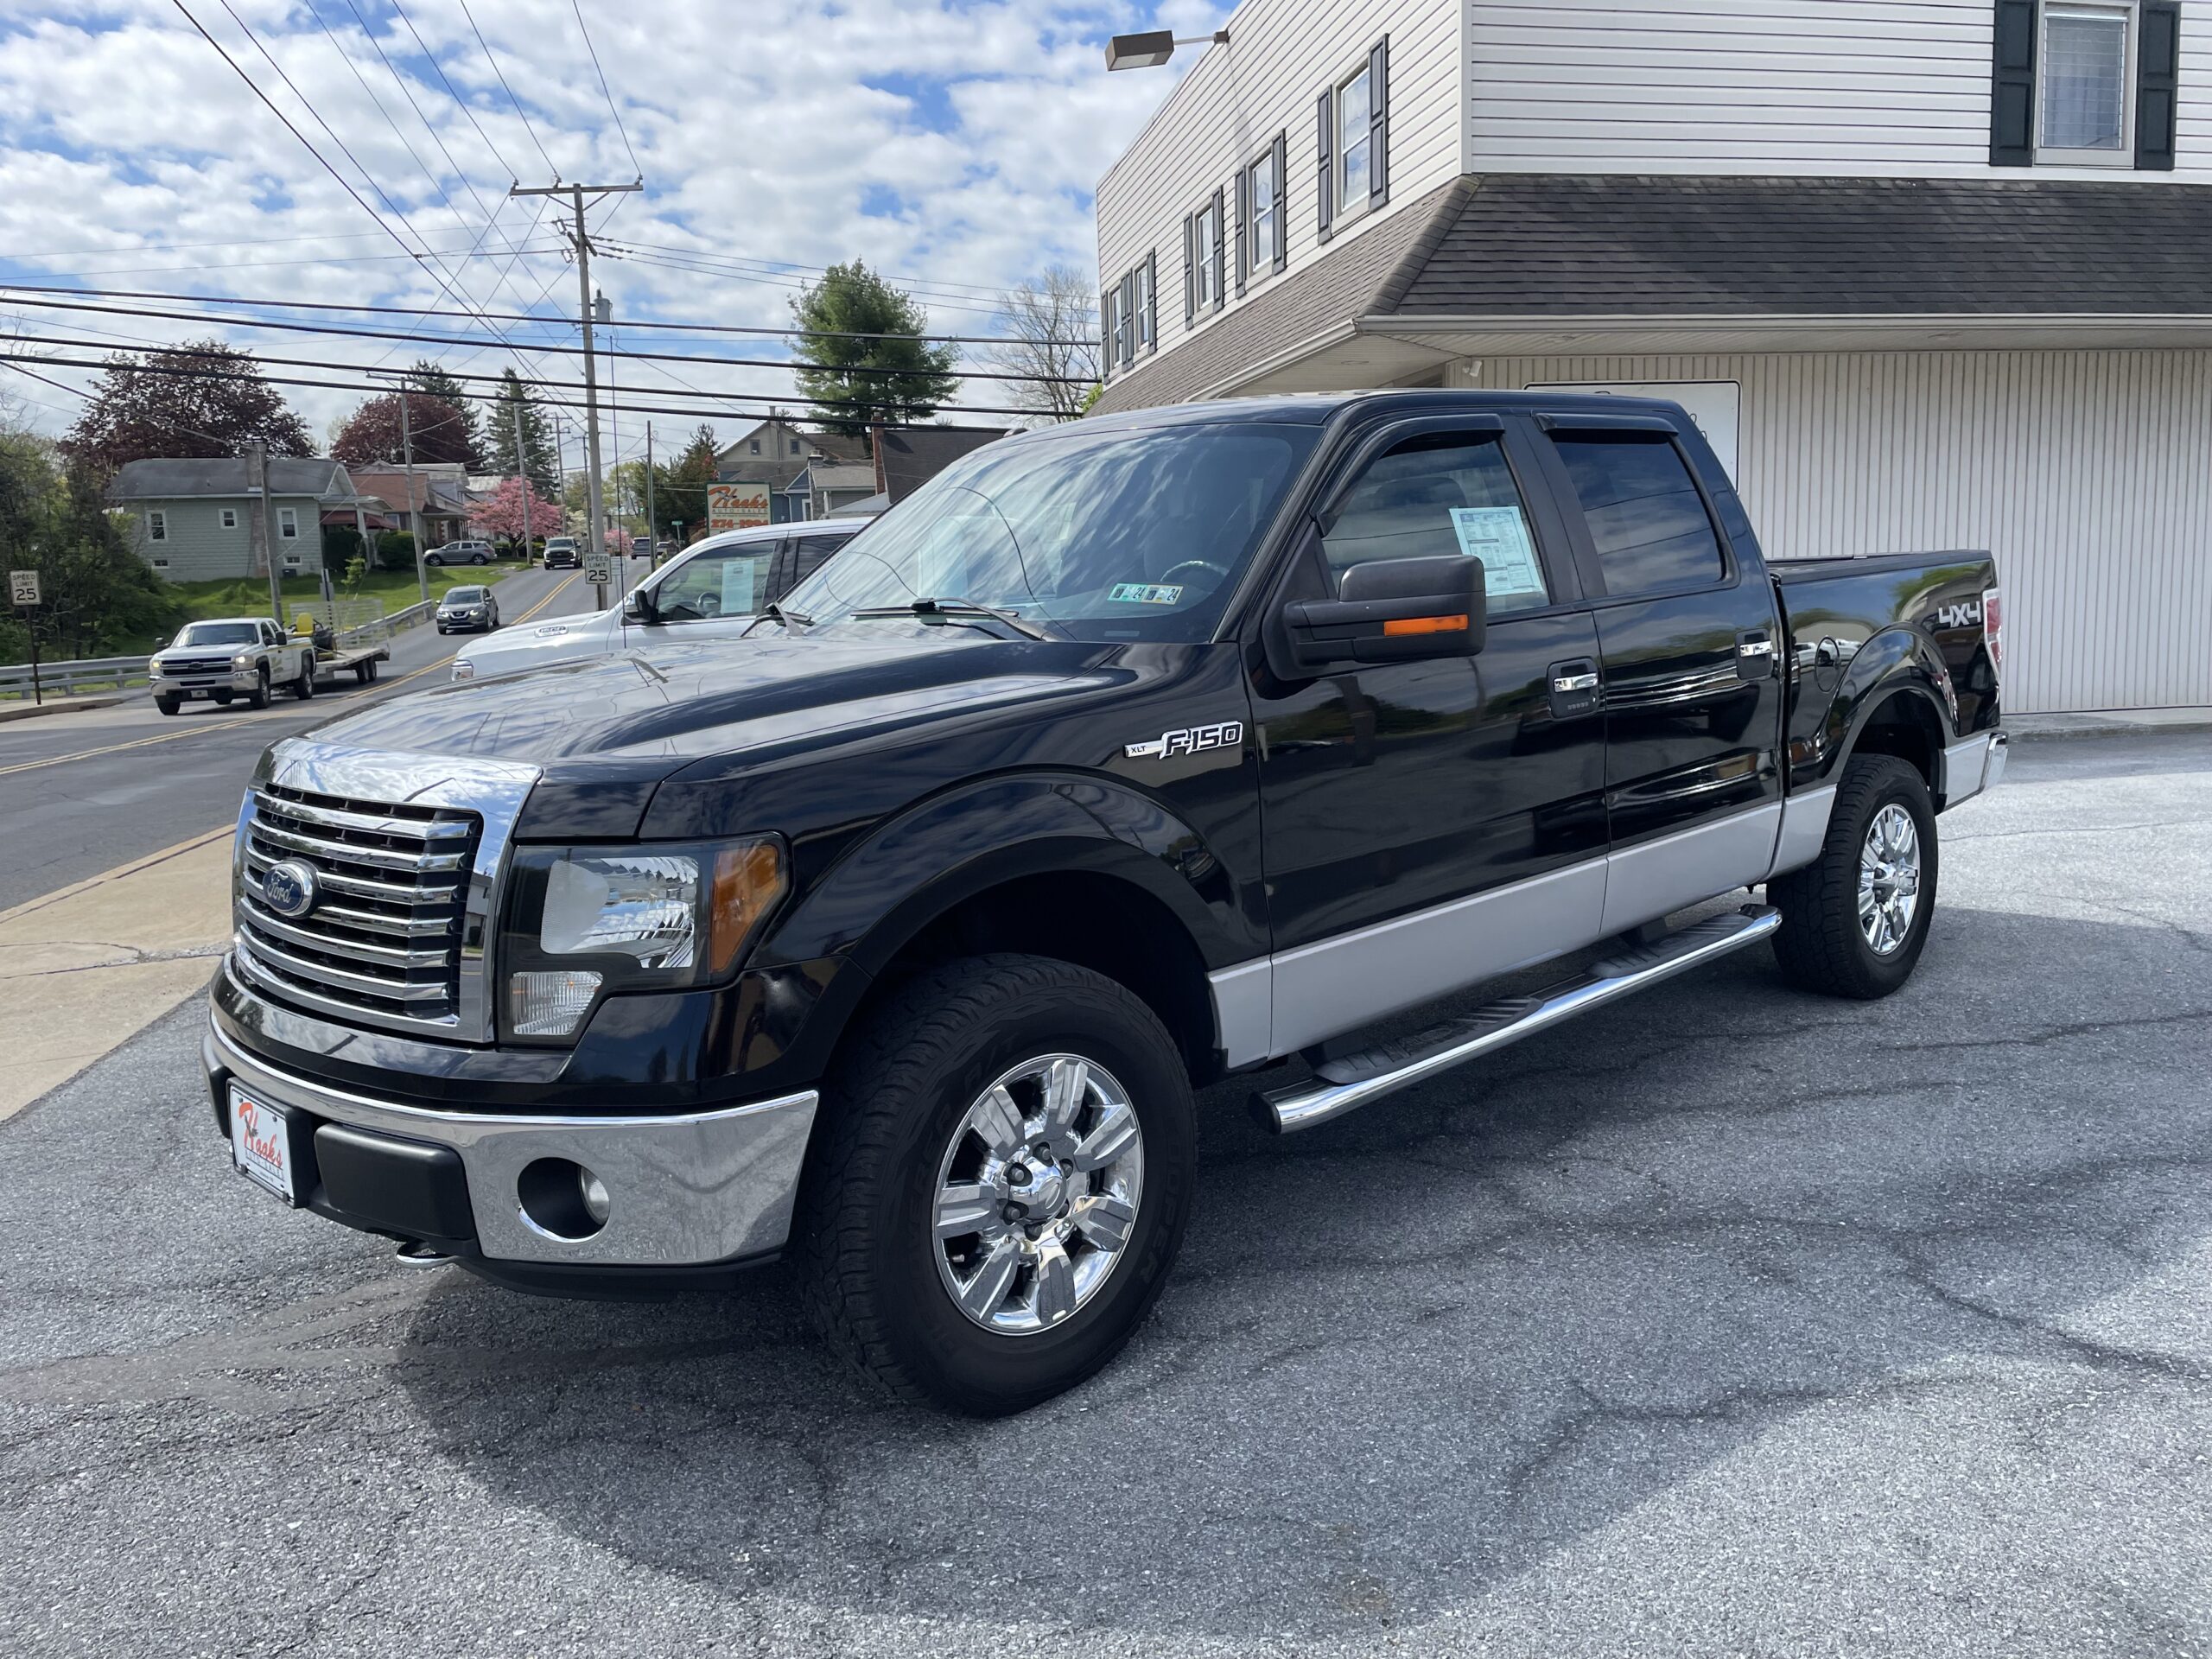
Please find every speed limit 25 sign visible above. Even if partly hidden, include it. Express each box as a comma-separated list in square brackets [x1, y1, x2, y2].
[8, 569, 38, 607]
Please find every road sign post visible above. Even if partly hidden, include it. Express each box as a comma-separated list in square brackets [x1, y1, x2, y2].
[9, 569, 41, 707]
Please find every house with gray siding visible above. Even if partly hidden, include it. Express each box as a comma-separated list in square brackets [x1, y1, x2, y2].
[108, 457, 358, 582]
[1095, 0, 2209, 715]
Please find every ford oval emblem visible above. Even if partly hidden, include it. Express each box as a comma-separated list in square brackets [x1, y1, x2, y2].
[260, 858, 320, 920]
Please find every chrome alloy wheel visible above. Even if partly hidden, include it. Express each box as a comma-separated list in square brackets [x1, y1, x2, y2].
[1859, 803, 1923, 957]
[931, 1054, 1146, 1335]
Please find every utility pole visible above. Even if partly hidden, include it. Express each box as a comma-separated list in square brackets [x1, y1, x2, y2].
[510, 180, 642, 589]
[399, 388, 428, 603]
[644, 421, 655, 566]
[247, 439, 282, 626]
[512, 399, 534, 559]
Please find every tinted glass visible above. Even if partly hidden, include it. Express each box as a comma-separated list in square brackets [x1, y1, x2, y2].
[1552, 436, 1726, 596]
[445, 587, 484, 602]
[653, 546, 777, 622]
[176, 622, 258, 647]
[785, 421, 1317, 644]
[1322, 431, 1552, 615]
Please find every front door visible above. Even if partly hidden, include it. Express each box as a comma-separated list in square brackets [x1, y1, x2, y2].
[1531, 414, 1784, 936]
[624, 535, 787, 651]
[1251, 416, 1610, 1054]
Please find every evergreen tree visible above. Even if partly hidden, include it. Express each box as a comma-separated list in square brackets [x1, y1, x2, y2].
[791, 262, 960, 436]
[490, 368, 560, 494]
[400, 360, 487, 469]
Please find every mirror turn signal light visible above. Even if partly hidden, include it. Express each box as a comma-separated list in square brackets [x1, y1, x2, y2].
[1382, 614, 1471, 637]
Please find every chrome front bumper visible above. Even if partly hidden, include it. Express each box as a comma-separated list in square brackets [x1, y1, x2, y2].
[208, 1020, 818, 1268]
[152, 670, 260, 694]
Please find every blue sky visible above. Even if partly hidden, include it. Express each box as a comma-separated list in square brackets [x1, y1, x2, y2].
[0, 0, 1221, 459]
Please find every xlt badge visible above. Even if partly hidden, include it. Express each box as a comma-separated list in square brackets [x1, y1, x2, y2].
[1126, 721, 1243, 761]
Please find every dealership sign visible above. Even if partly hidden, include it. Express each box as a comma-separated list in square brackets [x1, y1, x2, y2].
[708, 483, 772, 533]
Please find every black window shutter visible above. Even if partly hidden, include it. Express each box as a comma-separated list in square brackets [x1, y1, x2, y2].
[1100, 286, 1115, 373]
[1989, 0, 2037, 167]
[1271, 131, 1289, 270]
[1234, 167, 1249, 296]
[1316, 89, 1334, 243]
[1211, 188, 1225, 311]
[1121, 271, 1136, 362]
[2139, 1, 2182, 170]
[1144, 251, 1158, 349]
[1369, 36, 1389, 206]
[1181, 214, 1195, 325]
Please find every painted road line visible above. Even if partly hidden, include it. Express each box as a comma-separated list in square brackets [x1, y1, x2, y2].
[0, 833, 234, 1122]
[0, 571, 583, 779]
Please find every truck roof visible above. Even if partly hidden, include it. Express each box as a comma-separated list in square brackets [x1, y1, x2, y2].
[1076, 387, 1691, 435]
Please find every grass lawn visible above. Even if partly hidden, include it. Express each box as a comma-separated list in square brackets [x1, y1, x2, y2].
[160, 562, 523, 628]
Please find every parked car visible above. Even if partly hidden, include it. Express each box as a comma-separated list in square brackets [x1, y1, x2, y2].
[148, 617, 317, 714]
[542, 537, 580, 569]
[202, 391, 2005, 1414]
[423, 539, 493, 567]
[448, 520, 861, 681]
[434, 585, 499, 634]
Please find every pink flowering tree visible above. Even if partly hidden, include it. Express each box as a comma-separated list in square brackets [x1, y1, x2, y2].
[470, 476, 564, 552]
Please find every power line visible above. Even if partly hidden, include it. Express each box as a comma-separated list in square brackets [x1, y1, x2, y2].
[607, 246, 1016, 321]
[0, 293, 1094, 383]
[610, 237, 1024, 304]
[0, 243, 569, 282]
[0, 281, 1097, 347]
[461, 0, 556, 177]
[0, 346, 1048, 422]
[569, 0, 642, 180]
[389, 0, 516, 183]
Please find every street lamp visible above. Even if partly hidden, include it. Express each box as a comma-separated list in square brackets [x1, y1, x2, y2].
[1103, 28, 1228, 70]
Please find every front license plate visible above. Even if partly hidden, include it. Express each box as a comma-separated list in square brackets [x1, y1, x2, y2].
[229, 1084, 297, 1204]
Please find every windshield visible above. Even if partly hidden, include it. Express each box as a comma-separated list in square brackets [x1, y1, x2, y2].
[783, 420, 1318, 643]
[174, 622, 258, 647]
[444, 588, 485, 602]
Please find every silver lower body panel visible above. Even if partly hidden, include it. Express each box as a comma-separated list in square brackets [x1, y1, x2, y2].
[1944, 731, 2008, 805]
[210, 1020, 818, 1268]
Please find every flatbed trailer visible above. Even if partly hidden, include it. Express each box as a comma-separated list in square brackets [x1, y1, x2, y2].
[311, 641, 388, 687]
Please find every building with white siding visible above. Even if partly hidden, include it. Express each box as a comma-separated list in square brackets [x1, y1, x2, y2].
[1093, 0, 2209, 715]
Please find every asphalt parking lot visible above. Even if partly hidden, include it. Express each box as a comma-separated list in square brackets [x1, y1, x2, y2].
[3, 729, 2209, 1657]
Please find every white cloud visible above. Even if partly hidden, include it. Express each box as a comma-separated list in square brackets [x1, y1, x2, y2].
[0, 0, 1226, 452]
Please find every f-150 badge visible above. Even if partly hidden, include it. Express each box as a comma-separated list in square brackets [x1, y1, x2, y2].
[1126, 721, 1243, 761]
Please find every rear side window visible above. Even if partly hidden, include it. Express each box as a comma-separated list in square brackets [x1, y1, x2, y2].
[1551, 435, 1726, 597]
[1320, 430, 1553, 615]
[789, 532, 850, 585]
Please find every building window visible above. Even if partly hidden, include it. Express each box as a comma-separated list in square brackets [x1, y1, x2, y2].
[151, 557, 169, 569]
[1338, 62, 1373, 205]
[1243, 136, 1287, 283]
[1135, 254, 1154, 352]
[148, 510, 167, 542]
[2041, 3, 2135, 156]
[278, 507, 298, 538]
[1319, 41, 1389, 235]
[749, 439, 761, 454]
[791, 438, 801, 454]
[1185, 193, 1224, 323]
[219, 506, 238, 529]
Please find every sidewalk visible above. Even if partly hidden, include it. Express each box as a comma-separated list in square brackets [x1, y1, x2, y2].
[0, 694, 124, 724]
[0, 829, 231, 1120]
[2010, 706, 2212, 741]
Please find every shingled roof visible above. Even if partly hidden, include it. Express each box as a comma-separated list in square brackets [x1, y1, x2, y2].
[106, 456, 353, 500]
[1096, 174, 2212, 413]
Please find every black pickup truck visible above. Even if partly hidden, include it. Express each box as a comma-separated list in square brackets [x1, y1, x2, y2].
[201, 391, 2005, 1414]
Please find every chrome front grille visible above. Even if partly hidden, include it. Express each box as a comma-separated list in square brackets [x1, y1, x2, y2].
[229, 741, 542, 1044]
[238, 785, 479, 1027]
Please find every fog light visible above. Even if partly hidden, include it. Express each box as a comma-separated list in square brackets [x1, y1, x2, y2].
[509, 969, 602, 1038]
[580, 1167, 610, 1224]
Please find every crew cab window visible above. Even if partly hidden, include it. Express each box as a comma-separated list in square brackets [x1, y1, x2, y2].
[1550, 435, 1726, 597]
[788, 531, 851, 586]
[652, 543, 778, 621]
[1320, 431, 1552, 615]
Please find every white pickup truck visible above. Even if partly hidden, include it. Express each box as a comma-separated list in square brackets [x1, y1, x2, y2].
[451, 520, 862, 682]
[149, 617, 317, 714]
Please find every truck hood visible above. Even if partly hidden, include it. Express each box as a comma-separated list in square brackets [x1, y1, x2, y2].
[308, 628, 1123, 775]
[453, 610, 615, 673]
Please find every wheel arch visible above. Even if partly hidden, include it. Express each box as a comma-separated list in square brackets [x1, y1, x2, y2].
[1800, 626, 1959, 799]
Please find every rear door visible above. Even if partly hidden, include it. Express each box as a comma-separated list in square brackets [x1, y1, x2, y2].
[1250, 414, 1610, 1052]
[1531, 411, 1784, 934]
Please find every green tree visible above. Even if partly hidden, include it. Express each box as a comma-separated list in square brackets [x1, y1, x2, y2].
[400, 360, 488, 469]
[791, 262, 959, 436]
[0, 432, 177, 659]
[663, 423, 720, 533]
[60, 340, 312, 473]
[490, 368, 560, 494]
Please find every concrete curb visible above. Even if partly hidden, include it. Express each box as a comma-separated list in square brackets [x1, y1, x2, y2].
[0, 696, 122, 723]
[2009, 710, 2212, 742]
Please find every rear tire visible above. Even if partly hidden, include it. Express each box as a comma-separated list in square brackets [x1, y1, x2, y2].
[1770, 754, 1938, 1000]
[796, 955, 1195, 1416]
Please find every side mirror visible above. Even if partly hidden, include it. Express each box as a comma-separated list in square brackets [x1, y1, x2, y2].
[621, 588, 657, 625]
[1282, 554, 1487, 670]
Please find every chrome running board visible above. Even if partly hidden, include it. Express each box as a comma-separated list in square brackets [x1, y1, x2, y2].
[1252, 905, 1783, 1135]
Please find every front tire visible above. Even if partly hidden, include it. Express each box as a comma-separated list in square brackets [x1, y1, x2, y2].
[245, 666, 270, 710]
[797, 955, 1195, 1416]
[292, 661, 315, 700]
[1770, 754, 1939, 1000]
[155, 694, 180, 715]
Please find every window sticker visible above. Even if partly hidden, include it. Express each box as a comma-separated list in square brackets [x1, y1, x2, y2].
[720, 556, 760, 614]
[1109, 582, 1185, 606]
[1449, 507, 1548, 603]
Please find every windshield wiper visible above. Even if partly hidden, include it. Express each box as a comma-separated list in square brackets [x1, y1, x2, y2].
[849, 597, 1052, 641]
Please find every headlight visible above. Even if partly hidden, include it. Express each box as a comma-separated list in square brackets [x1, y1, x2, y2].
[499, 838, 787, 1040]
[232, 652, 256, 668]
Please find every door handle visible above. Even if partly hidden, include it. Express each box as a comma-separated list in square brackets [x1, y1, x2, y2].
[1548, 658, 1602, 720]
[1736, 630, 1777, 681]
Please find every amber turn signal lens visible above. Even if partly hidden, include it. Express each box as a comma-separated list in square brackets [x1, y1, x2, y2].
[1382, 614, 1469, 637]
[709, 840, 788, 974]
